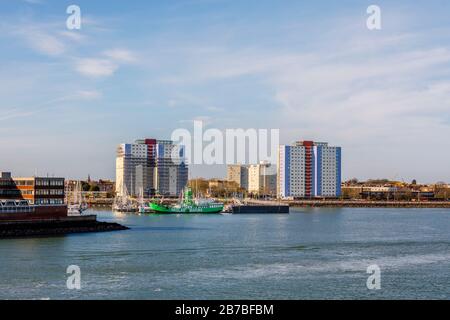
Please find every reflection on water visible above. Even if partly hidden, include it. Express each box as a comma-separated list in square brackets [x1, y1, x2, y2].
[0, 207, 449, 299]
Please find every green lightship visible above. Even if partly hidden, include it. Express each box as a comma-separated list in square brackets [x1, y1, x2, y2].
[146, 188, 224, 214]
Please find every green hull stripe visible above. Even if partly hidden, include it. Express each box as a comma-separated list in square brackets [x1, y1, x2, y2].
[148, 202, 223, 214]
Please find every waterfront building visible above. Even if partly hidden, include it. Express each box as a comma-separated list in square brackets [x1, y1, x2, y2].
[116, 143, 152, 197]
[66, 179, 115, 193]
[65, 179, 116, 203]
[226, 164, 249, 190]
[154, 141, 188, 196]
[95, 179, 115, 193]
[248, 162, 277, 196]
[278, 141, 341, 198]
[115, 139, 188, 197]
[0, 172, 65, 205]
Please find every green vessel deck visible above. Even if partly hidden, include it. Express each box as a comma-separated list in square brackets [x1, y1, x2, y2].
[145, 188, 224, 214]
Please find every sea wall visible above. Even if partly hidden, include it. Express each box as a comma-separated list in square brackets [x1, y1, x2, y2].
[245, 199, 450, 208]
[0, 216, 128, 238]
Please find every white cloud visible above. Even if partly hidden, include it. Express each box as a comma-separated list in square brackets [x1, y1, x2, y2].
[77, 90, 103, 100]
[103, 48, 137, 63]
[0, 91, 103, 122]
[0, 108, 36, 121]
[263, 45, 450, 181]
[143, 24, 450, 181]
[7, 21, 83, 57]
[74, 49, 137, 78]
[167, 99, 179, 107]
[270, 47, 450, 134]
[23, 0, 43, 4]
[17, 28, 66, 56]
[75, 58, 118, 77]
[58, 30, 85, 43]
[179, 116, 213, 126]
[205, 105, 224, 112]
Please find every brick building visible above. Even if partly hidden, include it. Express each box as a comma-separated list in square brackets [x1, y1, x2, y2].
[0, 172, 65, 205]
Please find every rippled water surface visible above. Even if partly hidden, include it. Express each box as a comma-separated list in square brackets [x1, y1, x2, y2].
[0, 208, 449, 299]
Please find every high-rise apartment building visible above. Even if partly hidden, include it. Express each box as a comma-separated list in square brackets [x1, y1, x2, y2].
[116, 138, 188, 197]
[278, 141, 341, 198]
[116, 142, 152, 197]
[226, 163, 276, 196]
[226, 165, 249, 190]
[248, 162, 277, 196]
[154, 142, 188, 196]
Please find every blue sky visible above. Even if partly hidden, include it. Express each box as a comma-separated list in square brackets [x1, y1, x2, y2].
[1, 0, 450, 182]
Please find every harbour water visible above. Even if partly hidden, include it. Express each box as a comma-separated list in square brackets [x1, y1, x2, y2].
[0, 208, 449, 299]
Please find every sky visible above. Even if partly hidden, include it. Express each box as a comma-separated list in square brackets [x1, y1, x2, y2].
[0, 0, 449, 183]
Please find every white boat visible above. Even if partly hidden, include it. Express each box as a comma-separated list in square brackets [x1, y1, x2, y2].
[67, 204, 87, 216]
[137, 187, 153, 214]
[67, 181, 88, 216]
[113, 181, 136, 212]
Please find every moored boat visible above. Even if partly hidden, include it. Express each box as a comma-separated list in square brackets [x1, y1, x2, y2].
[112, 181, 136, 212]
[67, 181, 88, 216]
[146, 188, 224, 214]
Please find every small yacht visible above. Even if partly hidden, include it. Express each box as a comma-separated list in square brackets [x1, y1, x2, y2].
[67, 181, 88, 216]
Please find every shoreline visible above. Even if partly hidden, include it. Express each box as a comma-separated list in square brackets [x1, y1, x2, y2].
[87, 199, 450, 209]
[243, 199, 450, 208]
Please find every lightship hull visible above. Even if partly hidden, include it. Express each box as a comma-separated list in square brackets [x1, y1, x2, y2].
[148, 202, 223, 214]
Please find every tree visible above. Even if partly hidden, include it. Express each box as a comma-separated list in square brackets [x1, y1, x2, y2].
[89, 185, 100, 192]
[81, 182, 90, 192]
[434, 185, 449, 201]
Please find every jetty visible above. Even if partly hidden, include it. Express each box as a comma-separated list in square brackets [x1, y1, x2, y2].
[0, 215, 128, 238]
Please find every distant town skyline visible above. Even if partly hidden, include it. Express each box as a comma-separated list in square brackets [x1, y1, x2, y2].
[1, 1, 450, 183]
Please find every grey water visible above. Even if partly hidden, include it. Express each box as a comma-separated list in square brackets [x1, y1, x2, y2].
[0, 208, 449, 299]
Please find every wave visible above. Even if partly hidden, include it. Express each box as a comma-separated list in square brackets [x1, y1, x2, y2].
[181, 252, 450, 280]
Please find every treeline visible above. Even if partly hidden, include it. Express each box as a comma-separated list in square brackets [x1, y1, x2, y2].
[188, 178, 245, 198]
